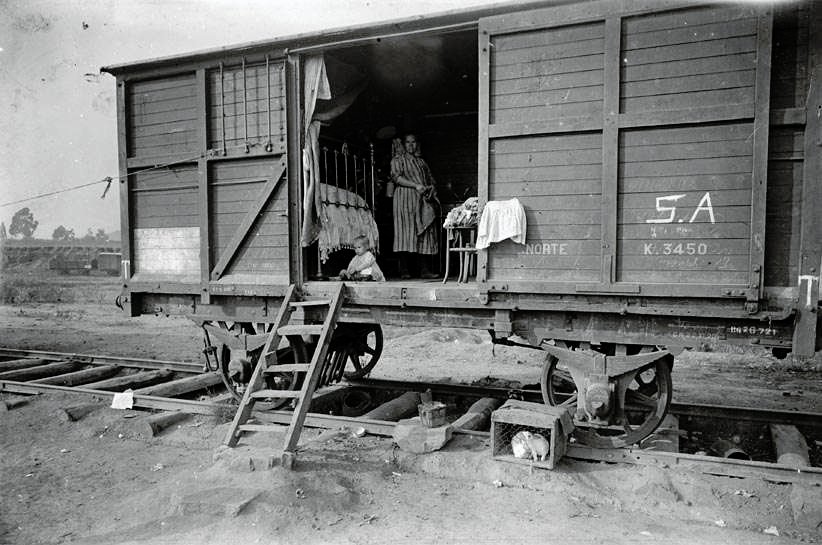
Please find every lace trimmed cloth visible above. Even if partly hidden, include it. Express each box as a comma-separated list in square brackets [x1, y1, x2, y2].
[317, 183, 380, 263]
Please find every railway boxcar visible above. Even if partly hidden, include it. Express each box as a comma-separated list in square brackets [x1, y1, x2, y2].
[102, 0, 822, 447]
[96, 251, 122, 276]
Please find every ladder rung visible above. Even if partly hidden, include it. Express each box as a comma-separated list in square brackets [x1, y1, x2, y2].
[238, 424, 283, 433]
[250, 389, 303, 399]
[277, 324, 324, 336]
[263, 363, 310, 373]
[289, 299, 332, 308]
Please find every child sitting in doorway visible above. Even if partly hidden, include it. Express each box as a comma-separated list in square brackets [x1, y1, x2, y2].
[340, 235, 385, 282]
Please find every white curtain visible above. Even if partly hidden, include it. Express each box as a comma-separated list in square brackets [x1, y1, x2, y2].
[300, 55, 331, 247]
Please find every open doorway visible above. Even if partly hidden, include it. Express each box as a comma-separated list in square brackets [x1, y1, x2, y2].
[301, 28, 478, 281]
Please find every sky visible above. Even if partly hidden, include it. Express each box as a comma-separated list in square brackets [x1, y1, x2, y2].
[0, 0, 502, 239]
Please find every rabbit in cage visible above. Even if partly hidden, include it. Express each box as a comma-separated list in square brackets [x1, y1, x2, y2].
[511, 430, 533, 459]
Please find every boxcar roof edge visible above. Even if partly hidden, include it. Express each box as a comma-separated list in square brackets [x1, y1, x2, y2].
[99, 0, 571, 75]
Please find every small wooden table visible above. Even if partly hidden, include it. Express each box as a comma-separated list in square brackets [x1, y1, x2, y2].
[443, 226, 477, 284]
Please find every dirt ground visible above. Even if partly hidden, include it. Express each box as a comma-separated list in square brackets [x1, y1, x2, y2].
[1, 272, 821, 544]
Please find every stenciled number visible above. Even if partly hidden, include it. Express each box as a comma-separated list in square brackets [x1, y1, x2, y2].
[644, 242, 709, 255]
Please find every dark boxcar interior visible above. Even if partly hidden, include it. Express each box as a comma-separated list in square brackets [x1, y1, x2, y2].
[303, 29, 479, 279]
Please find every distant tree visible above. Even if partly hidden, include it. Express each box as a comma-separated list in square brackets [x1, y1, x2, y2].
[52, 225, 76, 241]
[9, 207, 38, 239]
[94, 228, 109, 242]
[0, 222, 6, 241]
[81, 228, 95, 241]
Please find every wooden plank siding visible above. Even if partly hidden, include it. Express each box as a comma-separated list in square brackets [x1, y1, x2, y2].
[209, 158, 289, 279]
[130, 168, 200, 229]
[490, 22, 604, 126]
[763, 128, 803, 287]
[616, 122, 753, 285]
[763, 3, 810, 288]
[770, 3, 809, 110]
[207, 60, 286, 157]
[620, 7, 758, 114]
[129, 167, 200, 278]
[481, 2, 774, 296]
[127, 74, 199, 159]
[488, 132, 602, 282]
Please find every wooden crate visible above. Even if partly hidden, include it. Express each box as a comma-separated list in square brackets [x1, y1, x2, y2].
[491, 400, 574, 470]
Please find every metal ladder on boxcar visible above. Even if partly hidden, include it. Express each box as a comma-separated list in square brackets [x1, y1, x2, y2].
[223, 283, 345, 469]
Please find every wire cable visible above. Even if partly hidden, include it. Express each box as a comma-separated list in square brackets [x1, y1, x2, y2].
[0, 153, 205, 208]
[1, 139, 273, 209]
[0, 178, 110, 208]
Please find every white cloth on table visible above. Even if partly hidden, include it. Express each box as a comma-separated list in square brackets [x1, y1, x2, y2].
[475, 198, 526, 250]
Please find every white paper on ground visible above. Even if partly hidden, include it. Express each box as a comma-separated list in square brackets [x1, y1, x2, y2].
[111, 390, 134, 410]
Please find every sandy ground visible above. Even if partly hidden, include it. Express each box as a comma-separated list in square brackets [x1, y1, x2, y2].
[1, 273, 821, 544]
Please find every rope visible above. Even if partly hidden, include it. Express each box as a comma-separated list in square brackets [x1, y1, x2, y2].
[0, 153, 204, 208]
[2, 136, 279, 208]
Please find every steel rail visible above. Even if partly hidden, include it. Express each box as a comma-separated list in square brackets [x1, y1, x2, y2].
[566, 443, 822, 485]
[0, 380, 228, 415]
[669, 402, 822, 430]
[2, 369, 820, 485]
[348, 378, 822, 430]
[0, 379, 404, 436]
[345, 377, 544, 403]
[0, 348, 203, 374]
[3, 350, 818, 432]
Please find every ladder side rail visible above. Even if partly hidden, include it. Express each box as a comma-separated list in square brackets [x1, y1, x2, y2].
[281, 283, 345, 456]
[224, 284, 297, 446]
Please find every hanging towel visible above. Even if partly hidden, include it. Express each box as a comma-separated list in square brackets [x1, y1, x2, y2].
[475, 198, 527, 250]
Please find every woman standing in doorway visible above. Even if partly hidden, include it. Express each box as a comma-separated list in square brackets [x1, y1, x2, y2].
[390, 134, 439, 278]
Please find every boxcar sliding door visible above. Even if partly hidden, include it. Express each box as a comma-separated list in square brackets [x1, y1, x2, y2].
[478, 1, 773, 304]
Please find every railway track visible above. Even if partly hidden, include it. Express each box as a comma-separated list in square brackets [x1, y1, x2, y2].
[1, 347, 820, 485]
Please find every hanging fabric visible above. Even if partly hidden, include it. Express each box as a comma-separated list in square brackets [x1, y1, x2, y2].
[300, 55, 332, 247]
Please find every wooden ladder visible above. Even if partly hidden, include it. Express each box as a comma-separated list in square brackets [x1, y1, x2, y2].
[223, 283, 345, 469]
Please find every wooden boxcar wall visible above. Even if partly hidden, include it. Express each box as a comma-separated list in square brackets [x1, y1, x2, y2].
[479, 1, 810, 301]
[123, 57, 290, 285]
[765, 3, 808, 288]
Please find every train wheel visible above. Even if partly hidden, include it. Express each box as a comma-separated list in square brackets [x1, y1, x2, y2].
[342, 324, 383, 380]
[214, 322, 308, 410]
[540, 344, 672, 449]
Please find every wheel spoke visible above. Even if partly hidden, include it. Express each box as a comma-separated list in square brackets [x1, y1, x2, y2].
[559, 393, 577, 407]
[352, 341, 376, 356]
[625, 390, 658, 408]
[342, 325, 383, 380]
